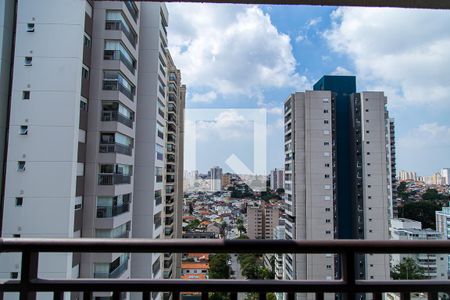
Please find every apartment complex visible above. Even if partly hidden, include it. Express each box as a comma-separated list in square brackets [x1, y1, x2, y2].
[0, 1, 184, 300]
[441, 168, 450, 185]
[283, 76, 392, 293]
[270, 168, 284, 191]
[391, 218, 448, 279]
[398, 170, 418, 181]
[246, 201, 280, 239]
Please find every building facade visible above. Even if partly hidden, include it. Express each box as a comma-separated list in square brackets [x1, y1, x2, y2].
[270, 168, 284, 191]
[441, 168, 450, 185]
[210, 166, 222, 192]
[0, 1, 184, 300]
[398, 170, 418, 182]
[391, 218, 448, 280]
[246, 201, 280, 240]
[283, 76, 392, 296]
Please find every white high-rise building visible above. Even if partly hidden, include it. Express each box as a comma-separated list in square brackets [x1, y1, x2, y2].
[440, 168, 450, 185]
[0, 1, 185, 299]
[270, 168, 284, 191]
[398, 170, 418, 181]
[283, 76, 392, 298]
[210, 166, 222, 192]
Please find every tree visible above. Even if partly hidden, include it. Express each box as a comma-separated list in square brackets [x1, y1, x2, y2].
[276, 188, 285, 194]
[185, 219, 201, 231]
[398, 201, 441, 229]
[391, 258, 425, 280]
[209, 253, 230, 279]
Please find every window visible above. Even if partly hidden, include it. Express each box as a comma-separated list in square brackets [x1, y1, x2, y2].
[366, 130, 370, 134]
[325, 219, 331, 223]
[325, 230, 331, 234]
[366, 141, 370, 144]
[324, 152, 330, 157]
[323, 98, 329, 103]
[10, 272, 18, 279]
[368, 174, 371, 177]
[368, 207, 372, 210]
[368, 185, 372, 188]
[155, 144, 164, 161]
[75, 203, 82, 210]
[366, 120, 369, 123]
[82, 66, 89, 79]
[369, 219, 372, 222]
[325, 163, 330, 168]
[325, 208, 331, 212]
[15, 197, 23, 206]
[13, 234, 20, 238]
[324, 109, 329, 113]
[365, 109, 369, 112]
[324, 141, 329, 146]
[17, 161, 26, 172]
[324, 120, 329, 124]
[19, 125, 28, 135]
[80, 97, 88, 111]
[84, 34, 91, 48]
[323, 130, 330, 135]
[325, 174, 330, 178]
[367, 152, 370, 155]
[324, 196, 331, 201]
[368, 196, 372, 199]
[365, 98, 369, 101]
[22, 90, 30, 100]
[369, 230, 373, 233]
[27, 23, 35, 32]
[24, 57, 32, 66]
[367, 163, 371, 166]
[326, 265, 332, 269]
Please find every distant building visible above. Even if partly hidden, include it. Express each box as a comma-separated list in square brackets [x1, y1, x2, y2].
[440, 168, 450, 185]
[210, 166, 222, 192]
[247, 202, 280, 239]
[424, 172, 445, 185]
[270, 168, 284, 191]
[399, 170, 418, 181]
[222, 173, 232, 189]
[391, 218, 448, 279]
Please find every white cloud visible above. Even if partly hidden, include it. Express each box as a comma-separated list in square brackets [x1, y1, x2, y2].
[325, 7, 450, 106]
[307, 17, 322, 28]
[167, 4, 309, 98]
[331, 66, 352, 76]
[195, 110, 253, 141]
[191, 91, 218, 103]
[267, 107, 283, 115]
[295, 34, 304, 43]
[397, 123, 450, 175]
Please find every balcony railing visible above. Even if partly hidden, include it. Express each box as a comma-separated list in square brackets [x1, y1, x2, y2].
[2, 239, 450, 300]
[99, 143, 132, 156]
[103, 80, 135, 101]
[105, 20, 136, 47]
[94, 258, 129, 279]
[104, 50, 136, 74]
[125, 1, 139, 22]
[102, 111, 134, 128]
[98, 174, 131, 185]
[97, 203, 130, 218]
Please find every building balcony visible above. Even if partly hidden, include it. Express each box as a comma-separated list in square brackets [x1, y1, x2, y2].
[124, 1, 139, 22]
[104, 50, 136, 75]
[105, 20, 137, 48]
[101, 110, 134, 128]
[98, 174, 131, 185]
[2, 239, 450, 300]
[99, 143, 133, 156]
[97, 203, 130, 218]
[103, 80, 135, 101]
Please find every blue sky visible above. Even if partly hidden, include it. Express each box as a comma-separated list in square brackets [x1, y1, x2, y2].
[167, 4, 450, 176]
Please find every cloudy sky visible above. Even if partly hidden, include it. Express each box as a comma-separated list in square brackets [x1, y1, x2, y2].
[167, 3, 450, 176]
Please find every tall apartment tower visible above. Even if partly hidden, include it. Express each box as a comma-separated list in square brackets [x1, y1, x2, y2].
[210, 166, 222, 192]
[247, 201, 280, 239]
[164, 50, 186, 280]
[270, 168, 284, 191]
[0, 1, 184, 300]
[283, 76, 391, 292]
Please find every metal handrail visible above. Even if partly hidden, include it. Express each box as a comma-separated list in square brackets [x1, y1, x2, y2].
[1, 239, 450, 299]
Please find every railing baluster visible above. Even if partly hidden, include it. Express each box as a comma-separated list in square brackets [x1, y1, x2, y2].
[230, 292, 238, 300]
[173, 292, 180, 300]
[428, 292, 438, 300]
[83, 291, 92, 300]
[287, 292, 295, 300]
[373, 292, 382, 300]
[53, 292, 64, 300]
[400, 292, 411, 300]
[143, 292, 151, 300]
[201, 292, 208, 300]
[316, 292, 324, 300]
[342, 251, 356, 300]
[112, 291, 121, 300]
[20, 250, 39, 300]
[259, 292, 266, 300]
